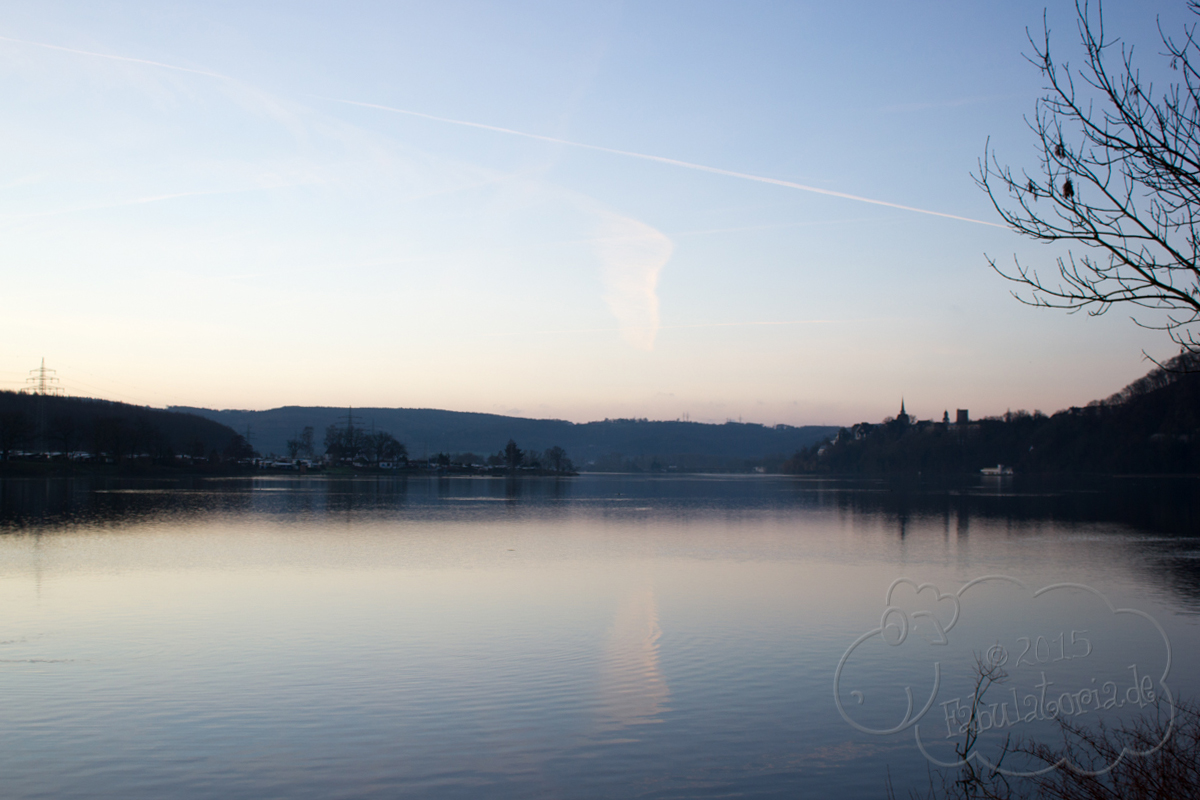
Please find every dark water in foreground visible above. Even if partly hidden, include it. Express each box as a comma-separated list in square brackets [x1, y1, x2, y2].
[0, 474, 1197, 799]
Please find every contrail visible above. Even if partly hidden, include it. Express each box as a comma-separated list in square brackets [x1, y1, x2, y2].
[326, 98, 1006, 228]
[0, 32, 1002, 228]
[0, 34, 231, 80]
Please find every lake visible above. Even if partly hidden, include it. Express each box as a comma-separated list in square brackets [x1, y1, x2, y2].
[0, 473, 1197, 798]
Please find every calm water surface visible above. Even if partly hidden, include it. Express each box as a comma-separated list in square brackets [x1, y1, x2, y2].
[0, 474, 1197, 798]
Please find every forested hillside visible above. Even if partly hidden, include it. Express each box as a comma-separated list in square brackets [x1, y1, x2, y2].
[174, 405, 837, 471]
[787, 354, 1200, 475]
[0, 391, 249, 462]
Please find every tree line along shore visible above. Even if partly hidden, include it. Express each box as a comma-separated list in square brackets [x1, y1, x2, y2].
[787, 354, 1200, 476]
[0, 394, 578, 476]
[1, 354, 1196, 477]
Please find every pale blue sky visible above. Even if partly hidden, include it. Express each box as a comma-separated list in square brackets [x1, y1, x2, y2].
[0, 1, 1188, 424]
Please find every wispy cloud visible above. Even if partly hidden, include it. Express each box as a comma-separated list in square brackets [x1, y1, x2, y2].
[323, 98, 1007, 228]
[0, 33, 319, 149]
[0, 183, 315, 224]
[0, 173, 49, 191]
[0, 36, 999, 230]
[591, 211, 674, 350]
[0, 33, 981, 358]
[674, 216, 880, 237]
[0, 34, 231, 80]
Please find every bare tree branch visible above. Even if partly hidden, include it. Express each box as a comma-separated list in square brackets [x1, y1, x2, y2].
[976, 1, 1200, 363]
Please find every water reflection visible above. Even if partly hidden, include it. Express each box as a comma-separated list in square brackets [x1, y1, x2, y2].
[792, 474, 1200, 536]
[0, 474, 1196, 799]
[3, 475, 1198, 607]
[4, 473, 1197, 531]
[594, 587, 669, 733]
[0, 475, 255, 528]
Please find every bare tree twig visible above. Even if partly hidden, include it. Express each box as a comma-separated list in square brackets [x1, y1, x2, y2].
[976, 1, 1200, 364]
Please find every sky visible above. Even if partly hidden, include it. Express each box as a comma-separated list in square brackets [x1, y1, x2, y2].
[0, 0, 1191, 425]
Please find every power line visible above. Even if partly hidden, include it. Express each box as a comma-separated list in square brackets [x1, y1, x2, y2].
[23, 358, 63, 396]
[21, 358, 63, 454]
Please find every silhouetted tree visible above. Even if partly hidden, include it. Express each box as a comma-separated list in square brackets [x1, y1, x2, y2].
[0, 411, 30, 461]
[48, 413, 80, 456]
[324, 423, 365, 462]
[543, 445, 574, 474]
[323, 423, 341, 459]
[544, 445, 566, 472]
[364, 431, 406, 465]
[287, 426, 315, 459]
[324, 424, 405, 465]
[977, 0, 1200, 359]
[189, 437, 207, 459]
[224, 434, 256, 460]
[91, 416, 132, 462]
[133, 414, 166, 459]
[503, 439, 523, 471]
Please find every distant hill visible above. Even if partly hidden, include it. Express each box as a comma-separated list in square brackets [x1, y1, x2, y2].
[788, 353, 1200, 475]
[0, 391, 247, 460]
[171, 405, 838, 471]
